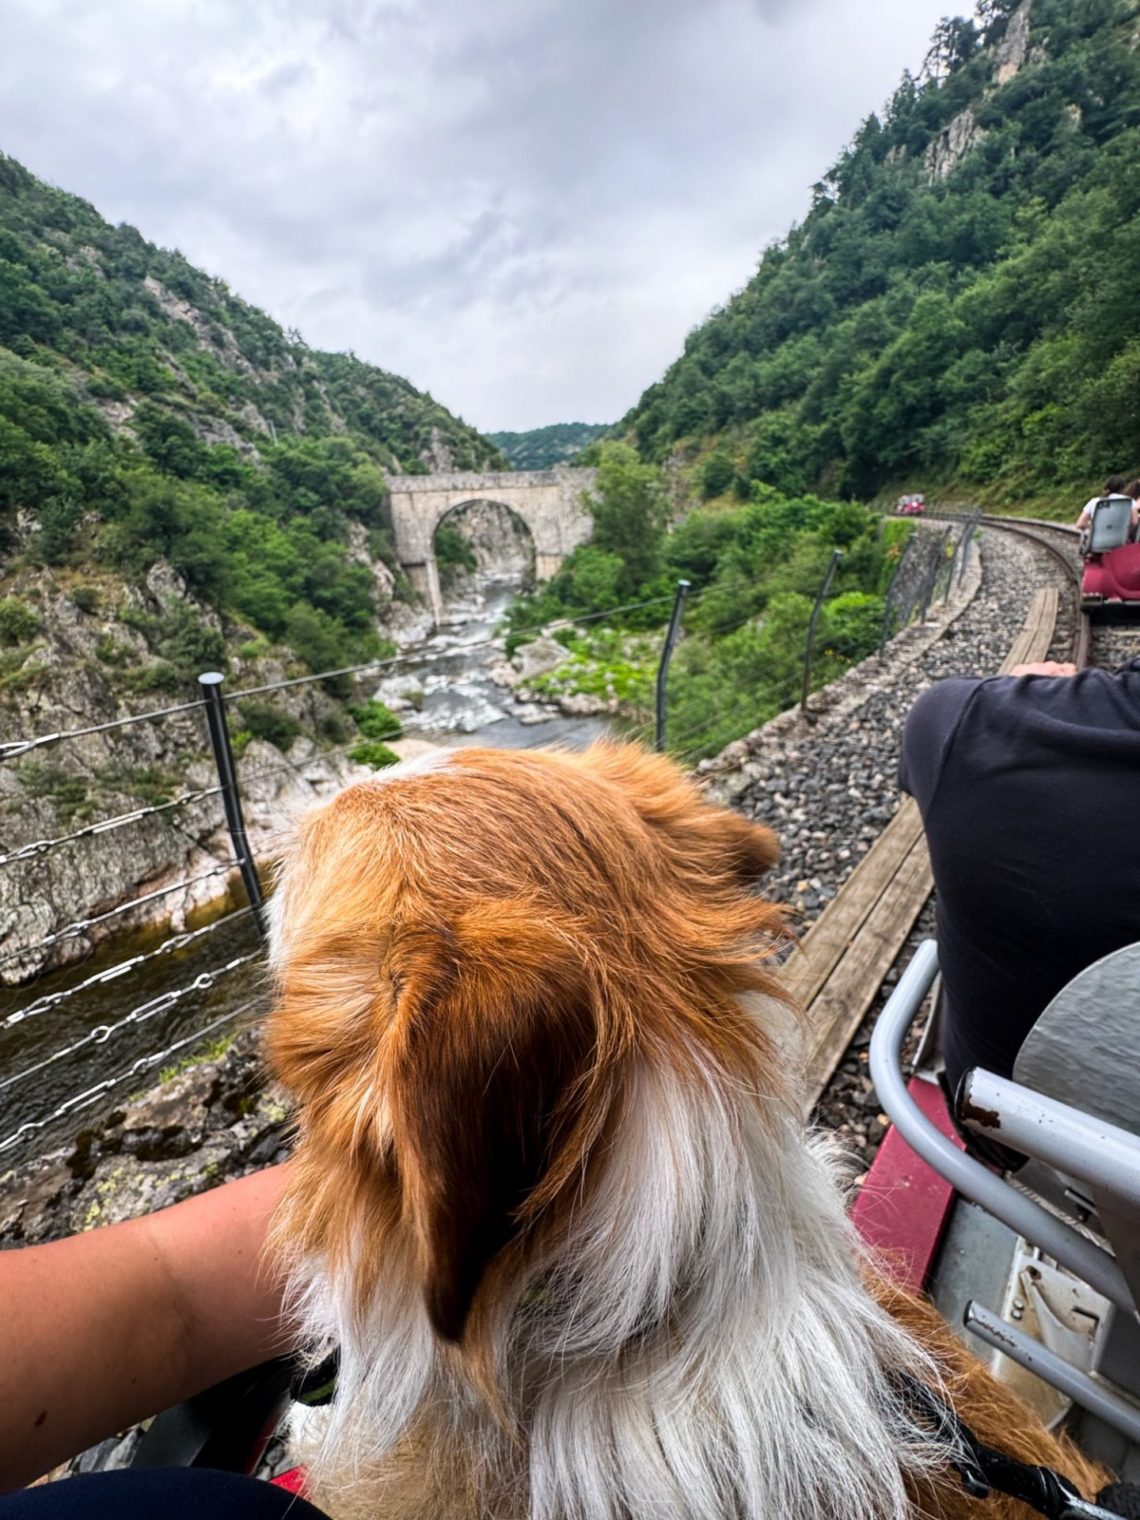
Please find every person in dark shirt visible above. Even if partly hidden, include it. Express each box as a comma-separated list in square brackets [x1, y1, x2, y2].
[899, 658, 1140, 1100]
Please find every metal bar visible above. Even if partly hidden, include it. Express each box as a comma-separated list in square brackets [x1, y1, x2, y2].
[800, 549, 843, 716]
[964, 1302, 1140, 1443]
[655, 579, 691, 752]
[960, 1070, 1140, 1211]
[879, 532, 917, 654]
[868, 941, 1136, 1315]
[199, 673, 268, 939]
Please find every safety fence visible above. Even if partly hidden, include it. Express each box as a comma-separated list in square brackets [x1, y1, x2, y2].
[0, 522, 962, 1161]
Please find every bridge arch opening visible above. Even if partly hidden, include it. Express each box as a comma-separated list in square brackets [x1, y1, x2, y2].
[432, 498, 537, 597]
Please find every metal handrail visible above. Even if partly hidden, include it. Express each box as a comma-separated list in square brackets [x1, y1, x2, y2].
[960, 1069, 1140, 1213]
[868, 941, 1136, 1316]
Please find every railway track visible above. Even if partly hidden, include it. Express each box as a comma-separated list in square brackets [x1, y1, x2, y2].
[802, 510, 1137, 1121]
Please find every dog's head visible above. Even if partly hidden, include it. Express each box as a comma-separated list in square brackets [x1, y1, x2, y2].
[267, 742, 785, 1356]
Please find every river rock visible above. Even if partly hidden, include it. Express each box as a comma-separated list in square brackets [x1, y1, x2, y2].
[557, 692, 610, 716]
[487, 660, 522, 689]
[0, 1029, 292, 1246]
[372, 673, 425, 711]
[512, 636, 566, 681]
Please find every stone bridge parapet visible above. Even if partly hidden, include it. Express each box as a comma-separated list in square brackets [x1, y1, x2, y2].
[386, 467, 597, 623]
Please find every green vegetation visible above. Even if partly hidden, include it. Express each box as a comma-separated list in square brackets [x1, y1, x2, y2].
[487, 422, 610, 470]
[348, 698, 403, 742]
[434, 521, 478, 586]
[508, 443, 904, 759]
[0, 151, 504, 680]
[621, 0, 1140, 509]
[348, 740, 401, 769]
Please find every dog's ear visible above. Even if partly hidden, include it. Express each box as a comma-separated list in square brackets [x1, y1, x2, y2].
[582, 741, 779, 883]
[387, 900, 600, 1344]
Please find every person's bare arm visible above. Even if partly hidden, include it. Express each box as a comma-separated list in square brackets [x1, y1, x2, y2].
[0, 1164, 292, 1492]
[1010, 661, 1078, 678]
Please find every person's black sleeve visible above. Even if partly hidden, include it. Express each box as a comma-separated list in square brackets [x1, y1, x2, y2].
[898, 678, 981, 812]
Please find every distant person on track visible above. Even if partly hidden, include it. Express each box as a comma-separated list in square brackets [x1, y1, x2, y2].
[1075, 473, 1132, 532]
[899, 658, 1140, 1108]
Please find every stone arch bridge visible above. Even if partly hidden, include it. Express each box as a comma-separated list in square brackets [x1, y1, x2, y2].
[387, 468, 597, 623]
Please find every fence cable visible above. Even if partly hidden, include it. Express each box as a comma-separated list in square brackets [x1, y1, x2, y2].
[0, 699, 207, 762]
[0, 951, 262, 1096]
[0, 998, 265, 1155]
[0, 862, 235, 972]
[0, 906, 256, 1033]
[222, 595, 680, 703]
[0, 787, 223, 869]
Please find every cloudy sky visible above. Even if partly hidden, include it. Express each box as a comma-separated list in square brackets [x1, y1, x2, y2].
[0, 0, 954, 433]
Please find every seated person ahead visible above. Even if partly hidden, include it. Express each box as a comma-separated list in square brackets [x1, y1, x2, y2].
[899, 657, 1140, 1101]
[1076, 473, 1136, 533]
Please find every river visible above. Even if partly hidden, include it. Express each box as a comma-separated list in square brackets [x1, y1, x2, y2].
[0, 583, 612, 1160]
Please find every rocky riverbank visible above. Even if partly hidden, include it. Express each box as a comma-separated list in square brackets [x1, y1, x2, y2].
[0, 1026, 287, 1245]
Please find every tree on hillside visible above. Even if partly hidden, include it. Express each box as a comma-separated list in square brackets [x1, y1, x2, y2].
[582, 442, 669, 598]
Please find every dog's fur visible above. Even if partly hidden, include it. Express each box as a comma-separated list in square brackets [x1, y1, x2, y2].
[266, 741, 1104, 1520]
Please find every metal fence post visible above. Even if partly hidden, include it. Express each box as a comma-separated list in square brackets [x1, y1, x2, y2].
[878, 532, 917, 655]
[199, 672, 269, 939]
[655, 579, 691, 752]
[800, 549, 843, 717]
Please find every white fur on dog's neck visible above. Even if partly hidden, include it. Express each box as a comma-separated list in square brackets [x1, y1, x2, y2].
[287, 1036, 954, 1520]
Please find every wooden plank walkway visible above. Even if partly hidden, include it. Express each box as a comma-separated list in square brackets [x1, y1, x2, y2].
[791, 587, 1058, 1110]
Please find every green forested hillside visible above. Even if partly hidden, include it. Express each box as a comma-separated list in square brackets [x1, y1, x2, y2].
[623, 0, 1140, 508]
[488, 422, 610, 470]
[0, 152, 502, 675]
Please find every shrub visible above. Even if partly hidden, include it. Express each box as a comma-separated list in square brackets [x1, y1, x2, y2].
[70, 584, 100, 613]
[94, 635, 136, 666]
[348, 740, 400, 769]
[349, 698, 402, 741]
[822, 591, 884, 660]
[435, 522, 477, 583]
[0, 597, 41, 646]
[700, 451, 735, 499]
[236, 699, 302, 751]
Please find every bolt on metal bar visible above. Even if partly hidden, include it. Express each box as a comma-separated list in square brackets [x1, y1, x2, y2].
[199, 673, 268, 939]
[655, 579, 691, 752]
[800, 549, 843, 717]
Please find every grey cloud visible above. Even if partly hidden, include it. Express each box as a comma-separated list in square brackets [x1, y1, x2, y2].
[0, 0, 951, 429]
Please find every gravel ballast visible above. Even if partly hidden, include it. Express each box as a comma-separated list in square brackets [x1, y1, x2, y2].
[701, 525, 1078, 1167]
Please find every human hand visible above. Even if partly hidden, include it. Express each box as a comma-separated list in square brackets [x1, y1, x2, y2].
[1010, 661, 1078, 678]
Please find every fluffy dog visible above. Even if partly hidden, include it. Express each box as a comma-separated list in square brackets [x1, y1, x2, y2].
[266, 741, 1103, 1520]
